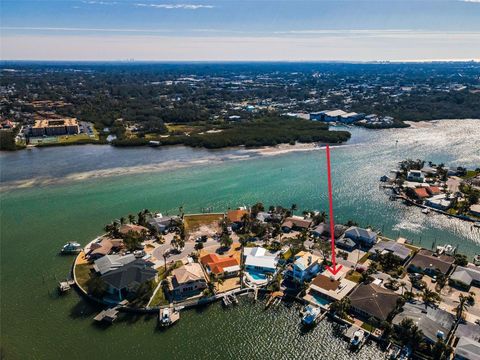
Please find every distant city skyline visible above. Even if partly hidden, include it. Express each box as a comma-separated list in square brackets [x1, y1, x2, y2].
[1, 0, 480, 61]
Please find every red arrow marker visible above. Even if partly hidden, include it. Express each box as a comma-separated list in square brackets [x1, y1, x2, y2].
[325, 145, 343, 276]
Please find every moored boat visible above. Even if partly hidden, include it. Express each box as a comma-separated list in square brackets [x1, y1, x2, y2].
[301, 305, 321, 326]
[61, 242, 82, 254]
[159, 308, 180, 327]
[473, 254, 480, 266]
[350, 329, 365, 347]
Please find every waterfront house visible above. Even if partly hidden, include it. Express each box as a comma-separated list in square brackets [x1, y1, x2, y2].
[226, 209, 250, 228]
[88, 238, 124, 259]
[283, 251, 321, 283]
[368, 241, 412, 262]
[118, 224, 149, 237]
[101, 259, 157, 300]
[200, 253, 240, 278]
[93, 254, 136, 275]
[469, 204, 480, 217]
[426, 186, 442, 196]
[147, 215, 179, 233]
[335, 236, 357, 251]
[414, 187, 430, 199]
[170, 263, 208, 299]
[310, 223, 326, 238]
[305, 273, 356, 304]
[407, 249, 454, 276]
[392, 302, 454, 343]
[425, 194, 452, 210]
[348, 283, 400, 322]
[454, 323, 480, 360]
[281, 216, 312, 232]
[407, 170, 425, 183]
[324, 224, 348, 239]
[344, 226, 377, 248]
[243, 247, 278, 274]
[449, 265, 480, 291]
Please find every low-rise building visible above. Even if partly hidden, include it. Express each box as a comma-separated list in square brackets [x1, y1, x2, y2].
[407, 249, 454, 276]
[200, 253, 240, 278]
[425, 194, 452, 210]
[407, 170, 425, 183]
[344, 226, 377, 248]
[392, 302, 454, 343]
[469, 204, 480, 217]
[93, 254, 136, 275]
[243, 247, 278, 274]
[306, 273, 356, 303]
[449, 265, 480, 290]
[87, 238, 124, 259]
[283, 251, 321, 283]
[171, 263, 208, 298]
[31, 118, 79, 137]
[101, 259, 157, 300]
[348, 283, 400, 322]
[118, 224, 149, 237]
[281, 216, 312, 232]
[369, 240, 412, 262]
[454, 323, 480, 360]
[147, 215, 179, 233]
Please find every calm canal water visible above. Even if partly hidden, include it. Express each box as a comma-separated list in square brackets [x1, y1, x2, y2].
[1, 119, 479, 359]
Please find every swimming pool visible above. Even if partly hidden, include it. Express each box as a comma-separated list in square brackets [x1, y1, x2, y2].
[312, 293, 332, 307]
[247, 271, 268, 281]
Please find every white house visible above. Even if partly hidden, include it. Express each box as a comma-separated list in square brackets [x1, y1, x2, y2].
[407, 170, 425, 183]
[244, 247, 278, 273]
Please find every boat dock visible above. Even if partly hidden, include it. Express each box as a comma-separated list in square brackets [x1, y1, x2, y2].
[222, 293, 239, 306]
[344, 324, 370, 349]
[94, 308, 119, 323]
[58, 279, 75, 293]
[265, 291, 283, 308]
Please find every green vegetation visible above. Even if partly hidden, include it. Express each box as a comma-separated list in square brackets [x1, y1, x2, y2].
[113, 117, 351, 149]
[74, 263, 93, 290]
[345, 270, 362, 283]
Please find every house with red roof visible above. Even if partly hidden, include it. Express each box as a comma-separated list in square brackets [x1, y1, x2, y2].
[200, 253, 240, 278]
[426, 186, 442, 196]
[414, 187, 430, 199]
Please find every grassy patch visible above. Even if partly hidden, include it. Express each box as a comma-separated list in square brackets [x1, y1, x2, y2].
[74, 263, 93, 290]
[358, 253, 370, 264]
[462, 170, 480, 179]
[345, 271, 362, 283]
[183, 213, 224, 234]
[361, 322, 376, 332]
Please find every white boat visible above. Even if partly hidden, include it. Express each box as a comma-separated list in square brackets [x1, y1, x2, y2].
[422, 208, 430, 214]
[473, 254, 480, 266]
[436, 244, 456, 256]
[301, 305, 321, 326]
[474, 222, 480, 228]
[350, 329, 365, 347]
[61, 242, 82, 254]
[159, 308, 180, 327]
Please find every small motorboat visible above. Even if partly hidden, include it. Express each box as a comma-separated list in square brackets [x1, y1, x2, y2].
[61, 242, 82, 254]
[473, 254, 480, 266]
[301, 305, 321, 326]
[473, 222, 480, 228]
[159, 308, 180, 327]
[350, 329, 365, 347]
[436, 244, 456, 256]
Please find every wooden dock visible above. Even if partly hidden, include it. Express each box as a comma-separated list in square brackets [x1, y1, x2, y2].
[265, 291, 283, 308]
[94, 308, 119, 323]
[58, 279, 75, 293]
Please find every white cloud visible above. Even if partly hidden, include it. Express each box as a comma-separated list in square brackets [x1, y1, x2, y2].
[82, 1, 118, 4]
[134, 3, 214, 9]
[460, 0, 480, 3]
[1, 26, 172, 33]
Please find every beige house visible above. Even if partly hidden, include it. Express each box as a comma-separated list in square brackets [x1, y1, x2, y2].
[171, 263, 207, 299]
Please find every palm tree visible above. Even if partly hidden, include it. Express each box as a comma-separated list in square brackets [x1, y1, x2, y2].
[399, 281, 407, 295]
[421, 288, 441, 308]
[241, 213, 251, 234]
[120, 216, 126, 225]
[128, 214, 136, 224]
[290, 204, 297, 215]
[455, 293, 475, 321]
[86, 276, 107, 298]
[330, 297, 351, 318]
[220, 234, 233, 249]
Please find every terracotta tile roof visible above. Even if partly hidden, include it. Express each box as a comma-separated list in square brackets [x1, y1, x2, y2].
[282, 217, 312, 229]
[200, 253, 240, 275]
[226, 209, 249, 223]
[414, 188, 430, 198]
[427, 186, 441, 195]
[119, 224, 149, 235]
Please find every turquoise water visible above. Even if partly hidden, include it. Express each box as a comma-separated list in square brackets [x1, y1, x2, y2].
[312, 293, 332, 307]
[0, 119, 479, 359]
[247, 271, 269, 281]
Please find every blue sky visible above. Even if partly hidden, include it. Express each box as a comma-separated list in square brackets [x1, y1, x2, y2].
[1, 0, 480, 61]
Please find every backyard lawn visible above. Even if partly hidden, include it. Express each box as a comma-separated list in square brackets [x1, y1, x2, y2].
[183, 213, 224, 234]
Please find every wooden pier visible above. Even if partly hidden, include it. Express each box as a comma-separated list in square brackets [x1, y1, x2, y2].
[58, 279, 75, 293]
[94, 308, 119, 323]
